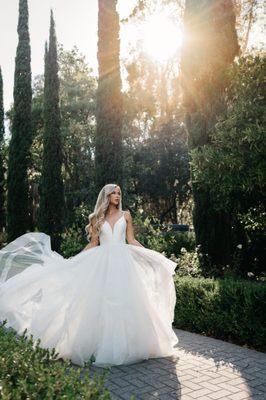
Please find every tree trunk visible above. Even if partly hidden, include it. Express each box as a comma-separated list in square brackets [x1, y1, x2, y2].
[95, 0, 123, 191]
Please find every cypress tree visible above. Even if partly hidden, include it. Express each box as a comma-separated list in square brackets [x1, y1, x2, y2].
[180, 0, 239, 266]
[7, 0, 32, 241]
[0, 67, 5, 232]
[95, 0, 123, 191]
[38, 11, 65, 251]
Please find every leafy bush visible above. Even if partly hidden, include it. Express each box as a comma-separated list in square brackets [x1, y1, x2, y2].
[0, 320, 111, 399]
[60, 203, 90, 258]
[173, 276, 266, 351]
[133, 210, 172, 253]
[163, 231, 195, 258]
[133, 209, 195, 258]
[174, 246, 204, 278]
[235, 206, 266, 279]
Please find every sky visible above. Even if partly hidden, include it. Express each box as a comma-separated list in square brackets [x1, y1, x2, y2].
[0, 0, 137, 110]
[0, 0, 265, 111]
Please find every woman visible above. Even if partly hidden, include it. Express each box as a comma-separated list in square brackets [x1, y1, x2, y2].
[0, 183, 178, 367]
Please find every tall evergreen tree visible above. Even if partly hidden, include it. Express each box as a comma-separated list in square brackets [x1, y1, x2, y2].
[7, 0, 32, 241]
[38, 11, 65, 251]
[0, 67, 5, 232]
[95, 0, 123, 191]
[180, 0, 239, 266]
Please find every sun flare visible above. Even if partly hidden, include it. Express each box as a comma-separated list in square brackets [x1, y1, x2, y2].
[142, 13, 183, 63]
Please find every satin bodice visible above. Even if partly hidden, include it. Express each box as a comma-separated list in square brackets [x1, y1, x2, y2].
[99, 212, 127, 245]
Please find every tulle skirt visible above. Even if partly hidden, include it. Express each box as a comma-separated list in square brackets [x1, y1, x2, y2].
[0, 232, 178, 367]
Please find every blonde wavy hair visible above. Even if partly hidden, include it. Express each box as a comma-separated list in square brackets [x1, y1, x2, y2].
[85, 183, 122, 241]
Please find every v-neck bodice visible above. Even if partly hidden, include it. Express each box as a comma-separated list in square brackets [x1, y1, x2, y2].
[100, 212, 127, 245]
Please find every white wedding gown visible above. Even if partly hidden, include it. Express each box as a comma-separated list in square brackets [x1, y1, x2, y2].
[0, 211, 178, 367]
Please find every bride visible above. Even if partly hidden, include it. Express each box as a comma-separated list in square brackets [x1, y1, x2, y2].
[0, 183, 178, 367]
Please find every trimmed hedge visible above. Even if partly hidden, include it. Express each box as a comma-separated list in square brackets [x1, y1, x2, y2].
[0, 321, 111, 399]
[174, 276, 266, 352]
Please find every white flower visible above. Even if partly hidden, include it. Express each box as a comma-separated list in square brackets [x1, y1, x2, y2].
[237, 244, 242, 249]
[247, 272, 254, 277]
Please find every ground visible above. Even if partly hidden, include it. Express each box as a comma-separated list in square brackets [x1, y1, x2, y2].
[84, 328, 266, 400]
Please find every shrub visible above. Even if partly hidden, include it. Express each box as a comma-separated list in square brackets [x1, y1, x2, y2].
[161, 231, 196, 258]
[133, 209, 196, 258]
[133, 210, 170, 253]
[0, 320, 111, 399]
[60, 203, 89, 258]
[174, 246, 204, 278]
[173, 276, 266, 351]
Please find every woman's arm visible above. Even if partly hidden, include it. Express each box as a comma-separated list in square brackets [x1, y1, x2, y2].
[125, 210, 145, 248]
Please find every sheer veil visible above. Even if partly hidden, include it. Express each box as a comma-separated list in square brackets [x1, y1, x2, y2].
[0, 232, 61, 284]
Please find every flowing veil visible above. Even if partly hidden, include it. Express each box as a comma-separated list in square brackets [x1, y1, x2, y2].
[0, 232, 63, 285]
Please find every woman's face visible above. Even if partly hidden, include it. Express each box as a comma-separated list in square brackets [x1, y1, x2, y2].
[109, 186, 121, 207]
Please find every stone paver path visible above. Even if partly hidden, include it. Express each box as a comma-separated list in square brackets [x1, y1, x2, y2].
[85, 328, 266, 400]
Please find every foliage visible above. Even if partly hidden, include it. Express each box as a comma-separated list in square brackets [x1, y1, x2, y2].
[181, 0, 240, 267]
[38, 12, 65, 251]
[174, 246, 205, 278]
[60, 203, 90, 258]
[191, 55, 266, 211]
[163, 230, 195, 258]
[174, 245, 246, 280]
[0, 321, 111, 399]
[190, 55, 266, 276]
[133, 208, 195, 258]
[7, 0, 32, 242]
[58, 45, 97, 224]
[95, 0, 123, 191]
[133, 209, 172, 252]
[173, 276, 266, 351]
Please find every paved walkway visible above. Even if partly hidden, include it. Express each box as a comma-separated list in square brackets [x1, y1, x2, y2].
[85, 328, 266, 400]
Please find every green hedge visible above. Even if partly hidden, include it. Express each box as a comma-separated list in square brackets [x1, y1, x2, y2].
[174, 276, 266, 352]
[0, 321, 111, 399]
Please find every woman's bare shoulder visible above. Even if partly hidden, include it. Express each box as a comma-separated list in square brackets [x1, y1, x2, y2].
[123, 210, 132, 221]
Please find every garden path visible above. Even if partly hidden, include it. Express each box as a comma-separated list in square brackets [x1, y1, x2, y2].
[83, 328, 266, 400]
